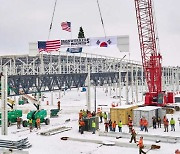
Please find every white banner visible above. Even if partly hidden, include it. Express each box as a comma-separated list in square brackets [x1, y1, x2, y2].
[61, 38, 90, 47]
[29, 42, 38, 56]
[117, 35, 129, 52]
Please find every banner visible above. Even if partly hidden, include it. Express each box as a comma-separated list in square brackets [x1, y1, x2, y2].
[61, 38, 90, 47]
[117, 35, 129, 52]
[90, 36, 117, 47]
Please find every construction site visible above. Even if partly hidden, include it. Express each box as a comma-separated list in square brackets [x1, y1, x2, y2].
[0, 0, 180, 154]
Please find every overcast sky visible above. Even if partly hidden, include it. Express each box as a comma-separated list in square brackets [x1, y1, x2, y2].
[0, 0, 180, 66]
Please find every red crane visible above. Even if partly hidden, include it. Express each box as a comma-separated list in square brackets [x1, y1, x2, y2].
[134, 0, 173, 105]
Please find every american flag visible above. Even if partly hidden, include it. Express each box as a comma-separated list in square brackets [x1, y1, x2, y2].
[38, 40, 61, 52]
[61, 21, 71, 32]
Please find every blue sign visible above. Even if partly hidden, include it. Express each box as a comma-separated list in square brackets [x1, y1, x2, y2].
[66, 47, 83, 53]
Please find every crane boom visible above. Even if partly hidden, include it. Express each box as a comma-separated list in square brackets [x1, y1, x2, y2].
[134, 0, 163, 105]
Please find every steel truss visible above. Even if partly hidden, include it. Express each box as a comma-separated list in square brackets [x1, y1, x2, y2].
[0, 52, 179, 95]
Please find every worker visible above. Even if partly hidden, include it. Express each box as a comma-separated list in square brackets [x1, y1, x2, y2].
[164, 119, 169, 132]
[129, 128, 136, 143]
[82, 110, 87, 118]
[79, 110, 83, 120]
[128, 115, 132, 123]
[103, 112, 107, 123]
[17, 117, 21, 129]
[78, 119, 81, 132]
[104, 121, 109, 132]
[57, 101, 60, 110]
[163, 116, 167, 128]
[99, 111, 103, 123]
[112, 121, 117, 132]
[118, 120, 122, 132]
[28, 118, 33, 132]
[139, 118, 144, 131]
[175, 149, 180, 154]
[91, 111, 96, 117]
[36, 118, 41, 129]
[170, 117, 175, 131]
[137, 136, 146, 154]
[152, 116, 157, 129]
[87, 111, 92, 118]
[128, 120, 133, 133]
[157, 117, 161, 128]
[79, 119, 85, 134]
[144, 119, 148, 132]
[92, 120, 96, 134]
[108, 119, 112, 131]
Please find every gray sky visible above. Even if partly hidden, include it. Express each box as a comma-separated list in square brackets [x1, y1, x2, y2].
[0, 0, 180, 66]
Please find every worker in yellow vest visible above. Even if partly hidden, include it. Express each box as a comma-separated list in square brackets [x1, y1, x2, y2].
[118, 120, 123, 132]
[92, 120, 96, 134]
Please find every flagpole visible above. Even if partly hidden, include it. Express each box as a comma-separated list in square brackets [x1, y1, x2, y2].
[70, 23, 72, 49]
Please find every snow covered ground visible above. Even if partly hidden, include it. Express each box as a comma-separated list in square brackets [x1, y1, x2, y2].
[1, 87, 180, 154]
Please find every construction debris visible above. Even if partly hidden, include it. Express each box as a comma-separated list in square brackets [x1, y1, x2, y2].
[60, 136, 153, 149]
[0, 136, 31, 150]
[39, 126, 72, 136]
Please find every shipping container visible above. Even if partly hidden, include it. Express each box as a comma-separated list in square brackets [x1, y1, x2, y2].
[110, 105, 138, 125]
[133, 106, 166, 127]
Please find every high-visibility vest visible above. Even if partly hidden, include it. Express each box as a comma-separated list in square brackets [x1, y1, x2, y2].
[118, 122, 122, 127]
[138, 139, 144, 148]
[112, 122, 116, 128]
[92, 121, 96, 128]
[104, 113, 107, 119]
[170, 119, 175, 125]
[28, 119, 33, 124]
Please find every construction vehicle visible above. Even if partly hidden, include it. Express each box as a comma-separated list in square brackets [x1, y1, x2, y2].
[0, 97, 23, 126]
[134, 0, 174, 106]
[22, 94, 50, 127]
[0, 110, 22, 126]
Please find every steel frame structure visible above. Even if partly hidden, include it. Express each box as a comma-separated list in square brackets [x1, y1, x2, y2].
[0, 52, 179, 96]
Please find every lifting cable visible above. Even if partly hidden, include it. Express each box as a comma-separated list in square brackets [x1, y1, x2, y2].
[48, 0, 58, 40]
[96, 0, 107, 38]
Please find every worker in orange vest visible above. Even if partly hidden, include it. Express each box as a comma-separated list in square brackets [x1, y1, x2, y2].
[163, 116, 167, 128]
[139, 118, 144, 131]
[87, 111, 92, 118]
[79, 119, 85, 134]
[129, 128, 136, 143]
[36, 118, 41, 129]
[143, 119, 148, 132]
[128, 115, 132, 122]
[164, 119, 169, 132]
[79, 110, 83, 120]
[112, 121, 117, 132]
[137, 136, 146, 154]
